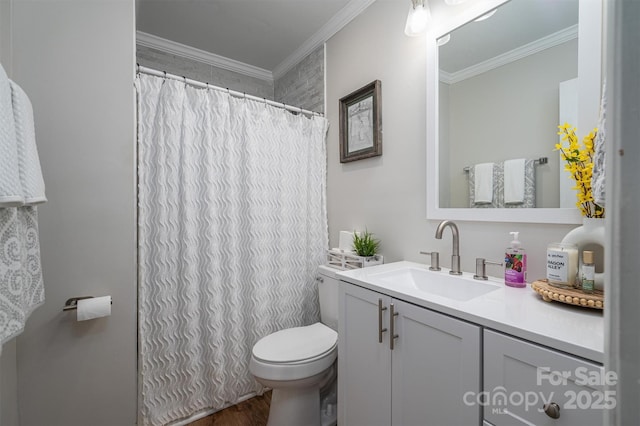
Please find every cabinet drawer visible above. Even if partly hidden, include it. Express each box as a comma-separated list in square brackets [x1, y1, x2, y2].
[484, 330, 608, 426]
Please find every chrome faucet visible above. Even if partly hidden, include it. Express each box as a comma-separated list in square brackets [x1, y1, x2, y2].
[435, 220, 462, 275]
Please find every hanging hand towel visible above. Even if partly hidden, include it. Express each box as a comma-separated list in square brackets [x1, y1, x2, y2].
[0, 64, 25, 206]
[504, 158, 526, 204]
[592, 80, 606, 207]
[474, 163, 494, 204]
[0, 207, 45, 346]
[10, 81, 46, 205]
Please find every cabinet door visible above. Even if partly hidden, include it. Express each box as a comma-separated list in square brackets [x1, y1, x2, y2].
[484, 330, 607, 426]
[338, 283, 392, 426]
[392, 299, 482, 426]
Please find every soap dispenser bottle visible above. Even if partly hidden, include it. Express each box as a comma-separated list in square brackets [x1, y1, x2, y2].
[505, 232, 527, 288]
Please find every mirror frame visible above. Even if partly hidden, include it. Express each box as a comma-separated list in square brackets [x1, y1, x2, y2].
[426, 0, 601, 224]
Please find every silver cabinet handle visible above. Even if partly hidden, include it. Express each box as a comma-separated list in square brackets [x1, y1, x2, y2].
[543, 402, 560, 419]
[389, 303, 399, 350]
[378, 299, 387, 343]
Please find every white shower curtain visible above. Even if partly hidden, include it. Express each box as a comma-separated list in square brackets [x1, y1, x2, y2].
[136, 74, 328, 426]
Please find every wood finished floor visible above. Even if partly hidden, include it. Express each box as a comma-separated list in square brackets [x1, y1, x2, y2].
[188, 391, 271, 426]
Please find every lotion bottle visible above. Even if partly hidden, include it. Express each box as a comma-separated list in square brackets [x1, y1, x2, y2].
[505, 232, 527, 287]
[581, 251, 595, 294]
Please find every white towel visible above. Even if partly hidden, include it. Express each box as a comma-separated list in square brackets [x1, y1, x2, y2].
[0, 207, 45, 347]
[592, 80, 606, 207]
[0, 64, 24, 206]
[474, 163, 494, 203]
[504, 158, 526, 204]
[10, 81, 46, 205]
[0, 64, 46, 350]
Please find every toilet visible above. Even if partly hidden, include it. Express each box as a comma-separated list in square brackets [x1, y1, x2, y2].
[249, 265, 339, 426]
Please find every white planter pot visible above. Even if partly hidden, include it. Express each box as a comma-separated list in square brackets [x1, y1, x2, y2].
[561, 217, 605, 290]
[327, 249, 384, 270]
[357, 255, 384, 268]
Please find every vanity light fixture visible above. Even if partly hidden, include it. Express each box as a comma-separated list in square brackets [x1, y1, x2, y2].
[474, 9, 497, 22]
[404, 0, 431, 37]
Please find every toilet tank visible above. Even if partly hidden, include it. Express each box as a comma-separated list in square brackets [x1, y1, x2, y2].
[317, 265, 340, 331]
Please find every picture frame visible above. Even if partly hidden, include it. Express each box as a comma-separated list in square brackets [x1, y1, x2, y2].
[339, 80, 382, 163]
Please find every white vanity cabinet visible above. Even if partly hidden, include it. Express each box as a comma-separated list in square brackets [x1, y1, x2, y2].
[483, 330, 607, 426]
[338, 282, 482, 426]
[337, 261, 604, 425]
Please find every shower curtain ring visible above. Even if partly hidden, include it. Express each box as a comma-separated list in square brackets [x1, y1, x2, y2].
[163, 71, 167, 79]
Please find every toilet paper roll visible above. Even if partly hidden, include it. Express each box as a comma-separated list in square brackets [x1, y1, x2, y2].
[77, 296, 111, 321]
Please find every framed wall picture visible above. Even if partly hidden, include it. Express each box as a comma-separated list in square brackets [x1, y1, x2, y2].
[339, 80, 382, 163]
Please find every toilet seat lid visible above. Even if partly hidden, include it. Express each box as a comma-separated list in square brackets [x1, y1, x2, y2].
[253, 323, 337, 363]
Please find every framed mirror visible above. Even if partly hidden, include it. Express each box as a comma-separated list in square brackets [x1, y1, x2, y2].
[426, 0, 602, 224]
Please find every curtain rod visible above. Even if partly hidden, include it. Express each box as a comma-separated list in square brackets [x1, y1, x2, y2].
[136, 65, 323, 118]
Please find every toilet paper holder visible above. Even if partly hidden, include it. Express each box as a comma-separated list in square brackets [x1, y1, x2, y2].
[63, 296, 112, 311]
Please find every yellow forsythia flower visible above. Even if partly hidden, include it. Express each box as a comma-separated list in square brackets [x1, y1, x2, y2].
[554, 124, 604, 218]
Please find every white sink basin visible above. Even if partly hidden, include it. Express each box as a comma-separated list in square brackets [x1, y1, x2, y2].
[369, 267, 501, 302]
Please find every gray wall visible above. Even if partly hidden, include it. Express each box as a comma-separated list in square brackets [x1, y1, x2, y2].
[0, 0, 11, 74]
[8, 0, 137, 425]
[605, 0, 640, 423]
[445, 40, 578, 208]
[137, 45, 275, 100]
[0, 341, 18, 426]
[274, 45, 325, 114]
[326, 0, 576, 283]
[1, 2, 20, 425]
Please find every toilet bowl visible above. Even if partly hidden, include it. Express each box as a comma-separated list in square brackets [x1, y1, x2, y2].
[249, 266, 339, 426]
[250, 323, 337, 426]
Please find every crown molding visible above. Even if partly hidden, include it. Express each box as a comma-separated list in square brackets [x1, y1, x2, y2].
[136, 31, 274, 82]
[136, 0, 375, 83]
[272, 0, 377, 79]
[440, 24, 578, 84]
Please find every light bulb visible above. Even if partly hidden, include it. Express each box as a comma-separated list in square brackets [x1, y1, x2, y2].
[404, 2, 431, 37]
[410, 5, 428, 33]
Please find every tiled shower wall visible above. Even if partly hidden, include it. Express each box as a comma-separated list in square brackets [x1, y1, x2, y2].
[136, 45, 275, 99]
[136, 44, 324, 113]
[274, 46, 324, 114]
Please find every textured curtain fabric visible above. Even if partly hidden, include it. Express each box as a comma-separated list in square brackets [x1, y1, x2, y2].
[136, 74, 328, 426]
[0, 206, 44, 348]
[591, 80, 606, 207]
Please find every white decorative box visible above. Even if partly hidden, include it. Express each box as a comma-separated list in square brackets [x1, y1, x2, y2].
[326, 249, 384, 270]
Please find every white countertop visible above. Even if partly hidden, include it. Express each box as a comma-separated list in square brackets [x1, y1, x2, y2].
[336, 261, 604, 363]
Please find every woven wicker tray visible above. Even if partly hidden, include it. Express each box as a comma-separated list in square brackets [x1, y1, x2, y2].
[531, 279, 604, 310]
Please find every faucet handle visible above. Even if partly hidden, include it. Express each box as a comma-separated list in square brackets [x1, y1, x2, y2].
[420, 251, 441, 271]
[474, 258, 503, 280]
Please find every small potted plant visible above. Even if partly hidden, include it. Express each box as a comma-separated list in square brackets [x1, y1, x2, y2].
[351, 230, 383, 268]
